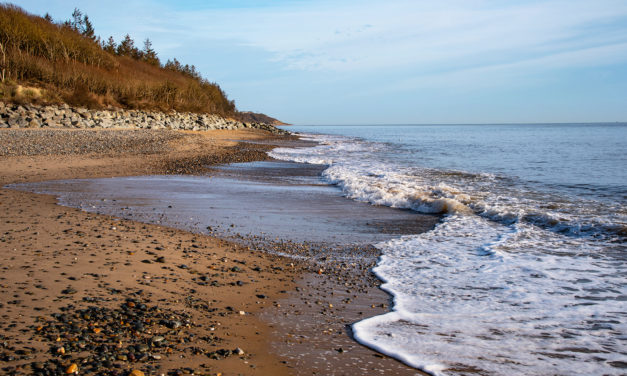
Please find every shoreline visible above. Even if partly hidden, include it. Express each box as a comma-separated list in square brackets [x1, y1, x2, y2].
[0, 127, 433, 375]
[0, 128, 301, 375]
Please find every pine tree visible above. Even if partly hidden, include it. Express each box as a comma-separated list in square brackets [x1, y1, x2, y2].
[165, 58, 183, 72]
[142, 38, 159, 66]
[83, 15, 95, 40]
[116, 34, 135, 56]
[69, 8, 83, 31]
[103, 36, 116, 54]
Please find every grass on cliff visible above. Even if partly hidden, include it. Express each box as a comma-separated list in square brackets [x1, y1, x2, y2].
[0, 4, 236, 116]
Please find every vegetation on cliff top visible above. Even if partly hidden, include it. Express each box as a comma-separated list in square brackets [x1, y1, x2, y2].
[0, 4, 272, 120]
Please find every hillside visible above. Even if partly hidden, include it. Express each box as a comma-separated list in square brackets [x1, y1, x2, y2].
[237, 111, 290, 126]
[0, 4, 283, 123]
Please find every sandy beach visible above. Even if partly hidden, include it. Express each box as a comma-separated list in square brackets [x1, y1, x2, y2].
[0, 128, 432, 376]
[4, 3, 624, 374]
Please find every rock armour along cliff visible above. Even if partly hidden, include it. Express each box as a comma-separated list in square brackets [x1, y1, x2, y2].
[0, 102, 288, 134]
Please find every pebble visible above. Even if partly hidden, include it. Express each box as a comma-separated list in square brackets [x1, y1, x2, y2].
[65, 363, 78, 374]
[151, 336, 165, 343]
[28, 298, 199, 374]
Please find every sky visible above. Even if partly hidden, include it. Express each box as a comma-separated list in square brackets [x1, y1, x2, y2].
[16, 0, 627, 124]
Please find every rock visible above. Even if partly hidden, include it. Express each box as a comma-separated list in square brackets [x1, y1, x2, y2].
[162, 320, 182, 329]
[0, 101, 287, 133]
[61, 287, 77, 294]
[151, 335, 165, 343]
[129, 370, 144, 376]
[234, 347, 245, 355]
[65, 363, 78, 374]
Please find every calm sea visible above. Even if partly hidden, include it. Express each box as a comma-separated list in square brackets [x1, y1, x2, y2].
[270, 123, 627, 376]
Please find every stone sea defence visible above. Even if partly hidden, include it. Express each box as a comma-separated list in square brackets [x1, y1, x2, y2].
[0, 102, 287, 134]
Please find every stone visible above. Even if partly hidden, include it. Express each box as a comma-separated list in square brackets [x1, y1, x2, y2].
[167, 320, 182, 329]
[28, 119, 41, 128]
[7, 117, 21, 127]
[151, 335, 165, 343]
[65, 363, 78, 374]
[0, 101, 282, 133]
[61, 287, 77, 294]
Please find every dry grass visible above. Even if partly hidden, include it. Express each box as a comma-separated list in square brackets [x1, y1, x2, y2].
[0, 3, 236, 116]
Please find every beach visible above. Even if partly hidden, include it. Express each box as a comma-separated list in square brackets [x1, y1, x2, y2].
[0, 128, 432, 376]
[3, 2, 625, 374]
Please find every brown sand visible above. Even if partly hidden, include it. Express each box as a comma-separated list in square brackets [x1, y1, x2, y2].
[0, 128, 429, 376]
[0, 129, 297, 376]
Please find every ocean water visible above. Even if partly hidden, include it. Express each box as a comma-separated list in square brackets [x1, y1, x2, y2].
[269, 123, 627, 376]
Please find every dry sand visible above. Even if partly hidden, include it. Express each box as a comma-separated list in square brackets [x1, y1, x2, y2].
[0, 128, 428, 376]
[0, 129, 298, 376]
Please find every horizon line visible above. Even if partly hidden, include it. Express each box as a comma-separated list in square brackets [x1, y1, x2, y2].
[284, 121, 627, 127]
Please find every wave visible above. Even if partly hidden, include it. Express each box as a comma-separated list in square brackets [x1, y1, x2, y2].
[271, 130, 627, 375]
[269, 133, 626, 240]
[352, 215, 627, 376]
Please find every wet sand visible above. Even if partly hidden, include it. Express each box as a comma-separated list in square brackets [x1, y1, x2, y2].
[14, 161, 436, 246]
[1, 128, 436, 375]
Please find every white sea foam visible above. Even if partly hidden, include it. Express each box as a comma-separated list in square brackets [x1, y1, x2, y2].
[270, 133, 626, 237]
[270, 132, 627, 375]
[354, 216, 626, 375]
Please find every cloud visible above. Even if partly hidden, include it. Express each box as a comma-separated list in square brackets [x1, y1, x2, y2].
[18, 0, 627, 122]
[155, 0, 627, 74]
[360, 40, 627, 97]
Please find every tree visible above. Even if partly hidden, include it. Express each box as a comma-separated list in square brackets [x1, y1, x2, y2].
[103, 36, 116, 54]
[142, 38, 159, 66]
[83, 15, 95, 40]
[65, 8, 96, 40]
[44, 13, 53, 23]
[116, 34, 136, 57]
[165, 58, 182, 72]
[69, 8, 83, 30]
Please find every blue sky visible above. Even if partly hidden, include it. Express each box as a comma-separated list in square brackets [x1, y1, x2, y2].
[17, 0, 627, 124]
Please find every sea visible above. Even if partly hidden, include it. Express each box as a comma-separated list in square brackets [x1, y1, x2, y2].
[268, 123, 627, 376]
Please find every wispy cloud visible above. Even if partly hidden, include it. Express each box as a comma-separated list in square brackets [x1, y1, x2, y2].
[156, 0, 627, 74]
[21, 0, 627, 122]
